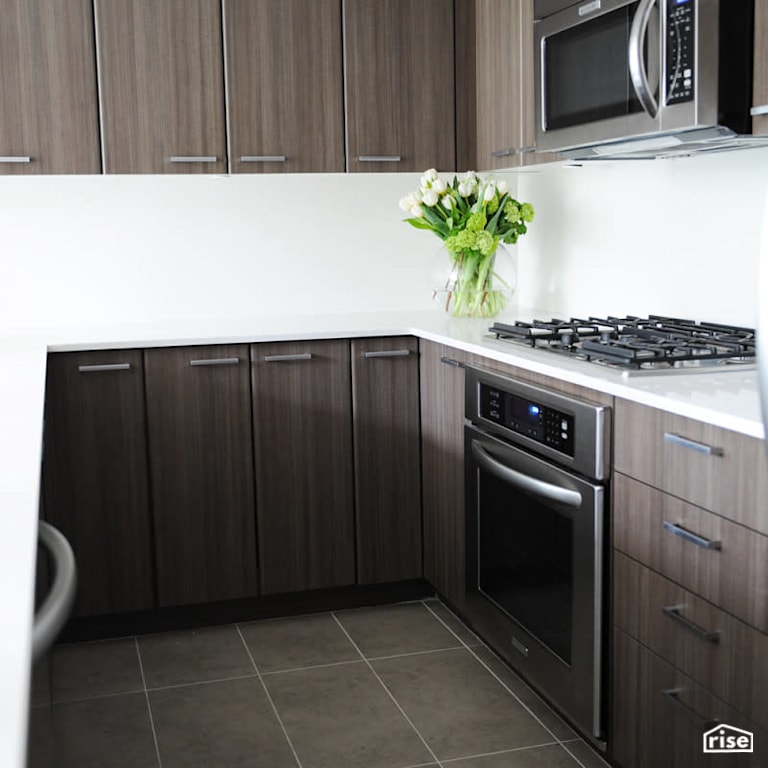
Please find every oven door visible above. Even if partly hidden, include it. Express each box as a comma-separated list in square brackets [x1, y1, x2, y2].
[465, 425, 605, 741]
[534, 0, 662, 153]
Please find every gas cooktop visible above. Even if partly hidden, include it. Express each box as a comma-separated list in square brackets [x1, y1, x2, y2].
[488, 315, 757, 375]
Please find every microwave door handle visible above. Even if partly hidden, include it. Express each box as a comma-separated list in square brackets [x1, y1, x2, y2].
[471, 440, 582, 508]
[628, 0, 659, 118]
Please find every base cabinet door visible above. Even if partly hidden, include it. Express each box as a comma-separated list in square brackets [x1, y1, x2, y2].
[419, 341, 474, 612]
[251, 340, 355, 595]
[351, 337, 421, 584]
[42, 350, 154, 617]
[144, 345, 258, 606]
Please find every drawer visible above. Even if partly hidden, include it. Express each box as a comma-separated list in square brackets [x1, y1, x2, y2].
[614, 399, 768, 534]
[612, 628, 766, 768]
[614, 552, 768, 729]
[613, 473, 768, 632]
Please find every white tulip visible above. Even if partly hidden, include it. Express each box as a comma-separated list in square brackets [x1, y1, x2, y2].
[441, 195, 454, 210]
[399, 195, 413, 211]
[424, 168, 439, 182]
[497, 180, 509, 195]
[410, 204, 424, 218]
[433, 178, 447, 193]
[483, 183, 496, 202]
[458, 182, 472, 197]
[422, 189, 439, 207]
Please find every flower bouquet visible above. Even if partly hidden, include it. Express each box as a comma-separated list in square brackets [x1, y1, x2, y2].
[400, 169, 534, 317]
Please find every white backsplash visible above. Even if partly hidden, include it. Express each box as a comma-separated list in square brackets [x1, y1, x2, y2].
[1, 151, 767, 337]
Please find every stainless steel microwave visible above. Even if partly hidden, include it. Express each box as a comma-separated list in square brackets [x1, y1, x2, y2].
[533, 0, 759, 159]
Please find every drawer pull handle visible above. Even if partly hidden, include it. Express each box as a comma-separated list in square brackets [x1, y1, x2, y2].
[663, 432, 724, 456]
[440, 356, 465, 368]
[362, 349, 411, 359]
[751, 104, 768, 116]
[169, 156, 218, 163]
[263, 353, 313, 362]
[189, 357, 240, 367]
[490, 148, 516, 158]
[78, 363, 131, 373]
[357, 155, 401, 162]
[662, 521, 721, 550]
[0, 156, 32, 163]
[239, 155, 286, 163]
[662, 605, 720, 643]
[662, 689, 718, 730]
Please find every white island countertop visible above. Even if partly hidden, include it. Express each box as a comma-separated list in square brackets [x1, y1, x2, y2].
[2, 308, 764, 767]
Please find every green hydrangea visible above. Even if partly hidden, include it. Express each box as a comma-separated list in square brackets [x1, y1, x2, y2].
[466, 212, 487, 232]
[475, 231, 498, 256]
[445, 229, 477, 253]
[503, 201, 521, 224]
[486, 196, 499, 215]
[521, 202, 535, 222]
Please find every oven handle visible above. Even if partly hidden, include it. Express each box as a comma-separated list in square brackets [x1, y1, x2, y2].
[471, 440, 583, 508]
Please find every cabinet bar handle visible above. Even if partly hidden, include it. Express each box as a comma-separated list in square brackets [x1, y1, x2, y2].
[169, 156, 218, 163]
[490, 148, 516, 157]
[239, 155, 286, 163]
[189, 357, 240, 367]
[751, 104, 768, 116]
[440, 356, 465, 368]
[662, 689, 718, 730]
[357, 155, 401, 162]
[263, 353, 314, 362]
[78, 363, 131, 373]
[517, 146, 536, 154]
[362, 349, 412, 358]
[663, 432, 724, 456]
[0, 156, 31, 163]
[662, 521, 721, 550]
[662, 605, 721, 643]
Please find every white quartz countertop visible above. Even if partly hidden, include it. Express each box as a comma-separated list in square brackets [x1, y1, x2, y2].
[2, 307, 764, 766]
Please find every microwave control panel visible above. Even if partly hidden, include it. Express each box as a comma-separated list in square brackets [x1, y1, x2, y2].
[479, 383, 574, 456]
[666, 0, 695, 105]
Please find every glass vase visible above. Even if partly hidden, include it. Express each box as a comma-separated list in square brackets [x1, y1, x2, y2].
[431, 242, 517, 318]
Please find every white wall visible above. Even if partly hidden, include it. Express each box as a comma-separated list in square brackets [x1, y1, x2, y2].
[2, 149, 767, 336]
[509, 147, 768, 326]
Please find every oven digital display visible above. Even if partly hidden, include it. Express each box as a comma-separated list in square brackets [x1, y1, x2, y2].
[479, 383, 575, 456]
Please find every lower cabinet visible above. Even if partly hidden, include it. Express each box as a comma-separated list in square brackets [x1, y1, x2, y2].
[251, 339, 356, 595]
[42, 350, 154, 617]
[144, 345, 258, 606]
[351, 337, 421, 584]
[419, 340, 474, 613]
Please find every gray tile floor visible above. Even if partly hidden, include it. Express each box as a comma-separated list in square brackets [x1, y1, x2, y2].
[28, 600, 612, 768]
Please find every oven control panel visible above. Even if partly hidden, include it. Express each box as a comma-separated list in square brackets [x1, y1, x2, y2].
[480, 383, 574, 456]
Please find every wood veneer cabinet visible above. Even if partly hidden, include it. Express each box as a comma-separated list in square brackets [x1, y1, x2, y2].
[144, 345, 258, 606]
[42, 351, 154, 617]
[753, 0, 768, 134]
[0, 0, 101, 174]
[343, 0, 456, 173]
[95, 0, 227, 174]
[224, 0, 345, 173]
[251, 340, 355, 595]
[611, 398, 768, 767]
[420, 341, 474, 612]
[351, 337, 421, 584]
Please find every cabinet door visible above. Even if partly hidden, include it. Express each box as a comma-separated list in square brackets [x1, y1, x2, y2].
[351, 337, 421, 584]
[419, 341, 474, 612]
[95, 0, 227, 174]
[144, 346, 258, 606]
[225, 0, 345, 173]
[0, 0, 100, 174]
[251, 340, 355, 594]
[753, 0, 768, 134]
[42, 351, 154, 617]
[344, 0, 455, 173]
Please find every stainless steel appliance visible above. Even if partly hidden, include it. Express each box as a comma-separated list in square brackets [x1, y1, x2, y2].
[534, 0, 762, 159]
[489, 315, 756, 375]
[464, 366, 610, 743]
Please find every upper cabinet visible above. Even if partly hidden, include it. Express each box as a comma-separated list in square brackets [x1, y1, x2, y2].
[753, 0, 768, 135]
[95, 0, 227, 174]
[224, 0, 345, 173]
[0, 0, 101, 174]
[343, 0, 456, 173]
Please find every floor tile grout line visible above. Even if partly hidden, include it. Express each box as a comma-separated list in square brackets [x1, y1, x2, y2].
[331, 611, 445, 768]
[235, 624, 304, 768]
[420, 601, 574, 749]
[260, 658, 365, 677]
[134, 637, 163, 768]
[50, 687, 147, 706]
[438, 740, 567, 764]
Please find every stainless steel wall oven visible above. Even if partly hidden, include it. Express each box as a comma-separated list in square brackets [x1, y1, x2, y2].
[464, 366, 611, 743]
